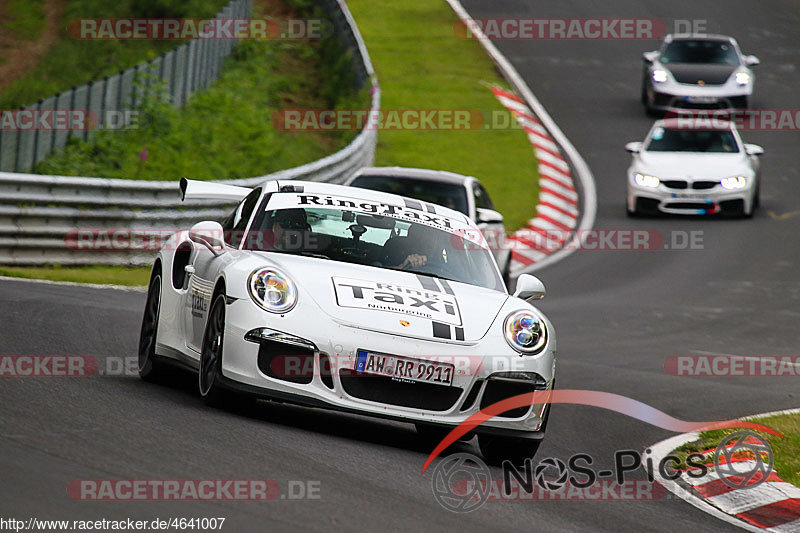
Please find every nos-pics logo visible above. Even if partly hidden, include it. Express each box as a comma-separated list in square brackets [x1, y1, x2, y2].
[430, 430, 774, 512]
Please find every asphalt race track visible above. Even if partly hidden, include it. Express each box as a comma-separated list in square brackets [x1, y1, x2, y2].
[2, 1, 800, 531]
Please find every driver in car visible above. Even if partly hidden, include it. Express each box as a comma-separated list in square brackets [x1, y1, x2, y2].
[383, 224, 441, 270]
[271, 209, 311, 250]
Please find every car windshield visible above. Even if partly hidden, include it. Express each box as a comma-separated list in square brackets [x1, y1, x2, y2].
[645, 127, 740, 153]
[661, 40, 740, 65]
[349, 175, 469, 216]
[245, 205, 504, 292]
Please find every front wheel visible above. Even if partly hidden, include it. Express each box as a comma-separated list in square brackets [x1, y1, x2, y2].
[415, 423, 473, 447]
[199, 293, 231, 406]
[478, 396, 552, 466]
[753, 182, 760, 209]
[478, 434, 543, 467]
[138, 270, 164, 381]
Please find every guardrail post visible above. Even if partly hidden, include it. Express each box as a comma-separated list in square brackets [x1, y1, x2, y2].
[172, 44, 187, 108]
[118, 68, 135, 114]
[87, 79, 105, 141]
[186, 39, 197, 102]
[199, 36, 209, 90]
[53, 91, 73, 151]
[162, 50, 175, 102]
[16, 102, 38, 171]
[71, 84, 89, 142]
[0, 126, 18, 172]
[103, 73, 121, 132]
[34, 96, 55, 166]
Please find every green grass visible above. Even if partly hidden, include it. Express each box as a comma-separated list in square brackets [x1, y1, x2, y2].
[347, 0, 539, 231]
[4, 0, 46, 40]
[0, 0, 230, 109]
[673, 412, 800, 487]
[0, 265, 151, 286]
[35, 34, 367, 180]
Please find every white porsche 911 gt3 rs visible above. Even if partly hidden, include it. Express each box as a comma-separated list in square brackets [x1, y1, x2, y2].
[625, 118, 763, 217]
[138, 179, 555, 463]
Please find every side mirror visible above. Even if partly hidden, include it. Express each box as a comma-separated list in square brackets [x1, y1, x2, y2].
[189, 221, 226, 256]
[744, 144, 764, 156]
[744, 55, 760, 66]
[513, 274, 546, 301]
[625, 141, 643, 153]
[476, 207, 504, 224]
[642, 51, 659, 63]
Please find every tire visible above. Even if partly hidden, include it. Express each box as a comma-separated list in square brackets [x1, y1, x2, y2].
[736, 96, 749, 110]
[138, 268, 164, 381]
[478, 433, 543, 467]
[753, 182, 760, 209]
[415, 423, 473, 446]
[640, 69, 651, 105]
[199, 293, 232, 406]
[478, 390, 552, 466]
[641, 85, 660, 117]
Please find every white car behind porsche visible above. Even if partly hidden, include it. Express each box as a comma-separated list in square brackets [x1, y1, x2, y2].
[626, 118, 763, 217]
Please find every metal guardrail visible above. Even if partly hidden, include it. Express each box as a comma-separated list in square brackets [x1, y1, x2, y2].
[0, 0, 380, 265]
[0, 0, 251, 173]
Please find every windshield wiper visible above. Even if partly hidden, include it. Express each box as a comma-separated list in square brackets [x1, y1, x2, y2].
[262, 249, 333, 260]
[385, 267, 462, 285]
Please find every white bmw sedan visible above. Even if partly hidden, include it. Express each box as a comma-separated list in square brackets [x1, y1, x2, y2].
[625, 118, 763, 217]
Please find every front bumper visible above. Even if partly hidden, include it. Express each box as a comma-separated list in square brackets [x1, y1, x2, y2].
[218, 298, 556, 436]
[627, 180, 754, 215]
[645, 83, 750, 112]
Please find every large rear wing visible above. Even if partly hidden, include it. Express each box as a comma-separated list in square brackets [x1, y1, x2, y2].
[179, 177, 251, 202]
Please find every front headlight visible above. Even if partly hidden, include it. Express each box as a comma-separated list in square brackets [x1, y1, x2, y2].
[652, 69, 668, 83]
[720, 176, 748, 190]
[248, 268, 297, 313]
[634, 173, 660, 188]
[504, 311, 547, 354]
[734, 71, 751, 86]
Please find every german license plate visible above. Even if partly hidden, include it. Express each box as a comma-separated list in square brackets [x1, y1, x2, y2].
[355, 350, 454, 386]
[672, 193, 709, 199]
[686, 95, 718, 104]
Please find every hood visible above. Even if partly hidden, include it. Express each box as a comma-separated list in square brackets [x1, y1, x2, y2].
[635, 152, 752, 179]
[258, 252, 509, 343]
[663, 63, 736, 85]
